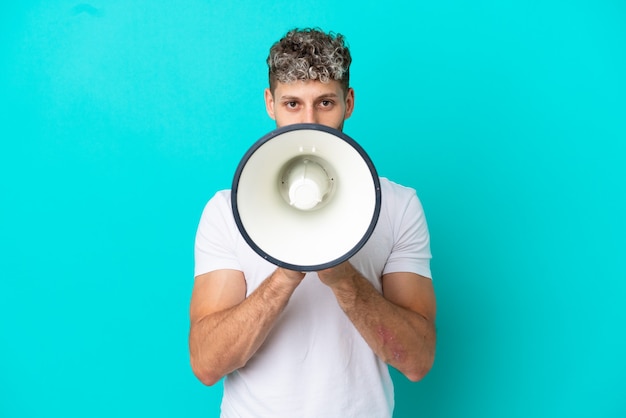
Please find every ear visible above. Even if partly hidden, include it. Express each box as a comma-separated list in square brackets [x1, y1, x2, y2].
[344, 88, 355, 120]
[264, 88, 276, 120]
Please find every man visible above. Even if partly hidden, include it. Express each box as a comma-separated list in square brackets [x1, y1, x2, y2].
[189, 28, 436, 417]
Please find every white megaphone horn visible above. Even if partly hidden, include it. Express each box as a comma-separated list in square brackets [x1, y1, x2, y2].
[231, 123, 381, 271]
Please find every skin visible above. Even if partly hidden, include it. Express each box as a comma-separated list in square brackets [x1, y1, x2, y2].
[264, 79, 354, 130]
[189, 80, 437, 386]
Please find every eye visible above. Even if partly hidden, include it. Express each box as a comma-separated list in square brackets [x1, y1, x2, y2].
[285, 101, 298, 109]
[319, 100, 334, 108]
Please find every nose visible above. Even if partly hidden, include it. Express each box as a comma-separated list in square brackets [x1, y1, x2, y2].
[302, 107, 318, 124]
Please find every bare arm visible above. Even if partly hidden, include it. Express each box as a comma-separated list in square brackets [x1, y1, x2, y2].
[318, 263, 436, 381]
[188, 268, 304, 386]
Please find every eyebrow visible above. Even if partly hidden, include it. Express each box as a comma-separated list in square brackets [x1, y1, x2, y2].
[279, 93, 340, 101]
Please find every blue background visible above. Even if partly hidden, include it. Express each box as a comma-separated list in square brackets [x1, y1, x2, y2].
[1, 1, 625, 417]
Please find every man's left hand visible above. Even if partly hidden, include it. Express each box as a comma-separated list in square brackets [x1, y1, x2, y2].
[316, 261, 356, 287]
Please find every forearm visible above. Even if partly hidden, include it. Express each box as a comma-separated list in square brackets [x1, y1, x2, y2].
[189, 269, 301, 385]
[329, 270, 436, 381]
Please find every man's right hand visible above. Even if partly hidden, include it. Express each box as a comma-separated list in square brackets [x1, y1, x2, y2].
[276, 267, 306, 283]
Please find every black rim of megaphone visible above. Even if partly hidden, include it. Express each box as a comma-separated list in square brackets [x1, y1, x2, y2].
[231, 123, 382, 272]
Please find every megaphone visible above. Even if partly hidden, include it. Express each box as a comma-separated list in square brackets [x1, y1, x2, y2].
[232, 123, 381, 272]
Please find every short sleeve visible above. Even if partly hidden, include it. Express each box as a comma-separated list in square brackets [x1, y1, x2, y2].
[383, 187, 432, 279]
[194, 190, 242, 276]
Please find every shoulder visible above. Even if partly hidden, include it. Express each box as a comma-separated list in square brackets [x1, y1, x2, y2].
[207, 189, 232, 207]
[199, 189, 232, 216]
[380, 177, 418, 200]
[197, 189, 237, 234]
[379, 177, 425, 214]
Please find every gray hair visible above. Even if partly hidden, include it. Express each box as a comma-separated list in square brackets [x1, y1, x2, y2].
[267, 28, 351, 93]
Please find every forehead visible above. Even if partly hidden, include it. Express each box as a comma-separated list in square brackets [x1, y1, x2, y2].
[273, 80, 345, 99]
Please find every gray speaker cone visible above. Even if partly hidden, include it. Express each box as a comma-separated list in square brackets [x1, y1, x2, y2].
[231, 123, 381, 272]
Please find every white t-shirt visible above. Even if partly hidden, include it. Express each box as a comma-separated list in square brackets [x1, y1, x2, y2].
[194, 178, 432, 417]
